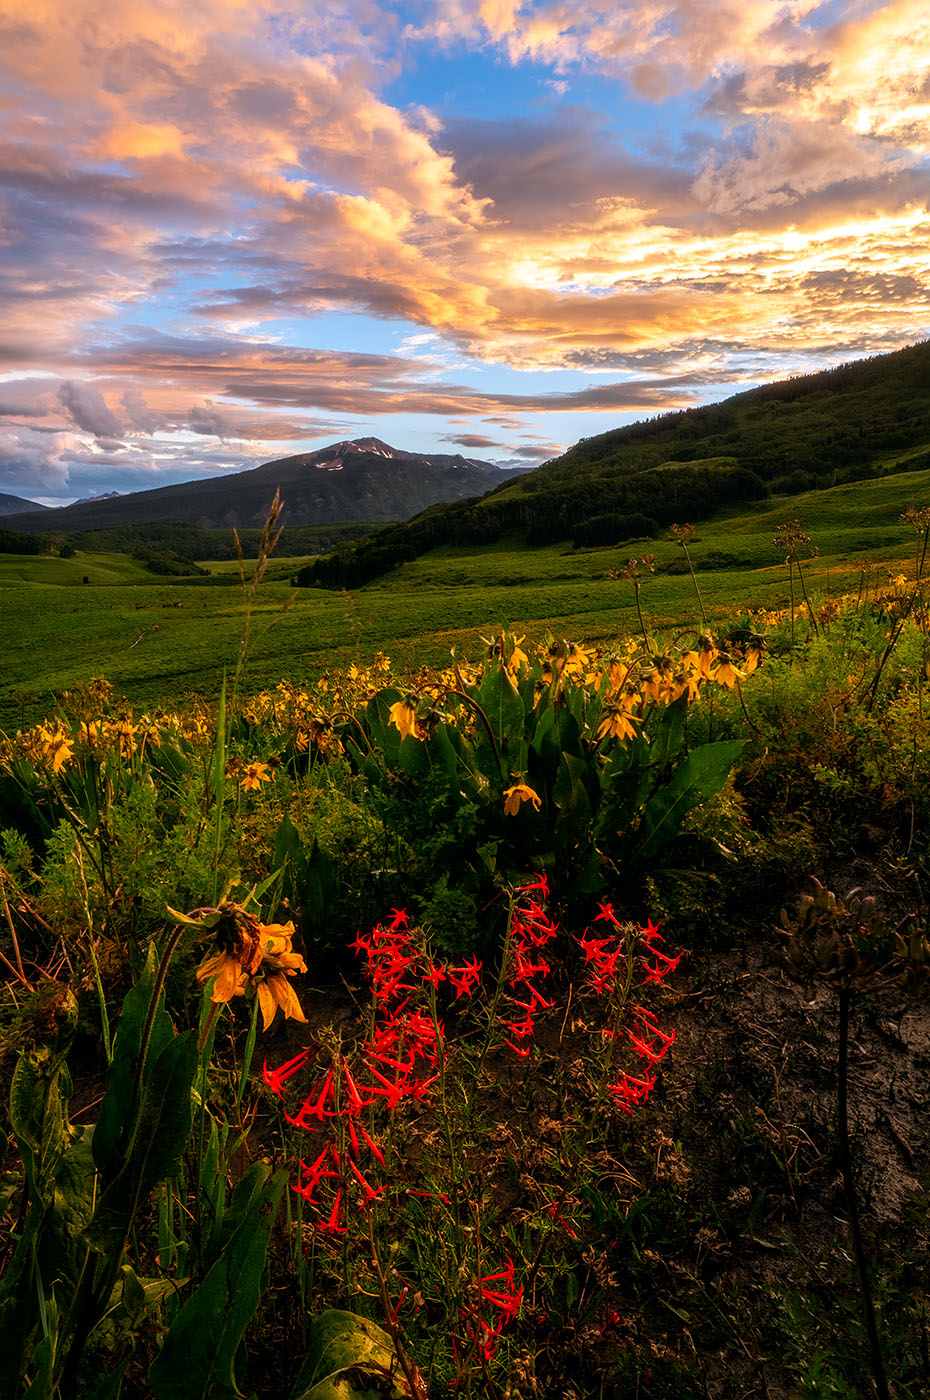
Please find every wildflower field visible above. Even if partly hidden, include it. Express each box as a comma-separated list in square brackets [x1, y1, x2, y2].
[2, 511, 930, 1398]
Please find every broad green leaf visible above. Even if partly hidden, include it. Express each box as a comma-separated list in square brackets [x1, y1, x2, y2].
[87, 1032, 197, 1257]
[10, 1048, 70, 1198]
[396, 731, 429, 779]
[530, 704, 582, 775]
[630, 739, 744, 869]
[363, 689, 403, 763]
[148, 1166, 286, 1399]
[596, 743, 657, 844]
[94, 946, 176, 1175]
[42, 1127, 97, 1295]
[476, 665, 525, 756]
[424, 723, 459, 781]
[290, 1310, 417, 1400]
[645, 693, 688, 771]
[552, 751, 594, 857]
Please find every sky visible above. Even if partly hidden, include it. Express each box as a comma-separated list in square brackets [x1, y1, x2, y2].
[1, 1, 929, 506]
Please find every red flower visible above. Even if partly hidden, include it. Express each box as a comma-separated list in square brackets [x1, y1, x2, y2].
[261, 1046, 312, 1098]
[609, 1071, 656, 1114]
[423, 960, 446, 988]
[517, 872, 549, 896]
[447, 955, 482, 998]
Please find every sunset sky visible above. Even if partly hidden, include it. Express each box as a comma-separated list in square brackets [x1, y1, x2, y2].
[2, 0, 929, 505]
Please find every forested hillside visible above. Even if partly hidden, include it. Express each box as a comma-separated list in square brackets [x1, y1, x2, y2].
[297, 340, 930, 588]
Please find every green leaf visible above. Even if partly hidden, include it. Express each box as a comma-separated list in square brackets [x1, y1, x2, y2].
[10, 1049, 70, 1198]
[87, 1032, 197, 1257]
[148, 1167, 286, 1399]
[94, 946, 176, 1176]
[396, 732, 430, 779]
[552, 751, 594, 858]
[273, 819, 336, 943]
[290, 1310, 417, 1400]
[363, 689, 403, 763]
[596, 742, 657, 844]
[42, 1127, 97, 1295]
[530, 704, 582, 774]
[424, 723, 459, 781]
[81, 1353, 131, 1400]
[476, 665, 525, 755]
[630, 739, 744, 869]
[645, 693, 688, 771]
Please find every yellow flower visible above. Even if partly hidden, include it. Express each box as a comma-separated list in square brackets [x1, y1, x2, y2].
[503, 782, 542, 815]
[743, 646, 763, 676]
[191, 903, 308, 1030]
[113, 719, 137, 759]
[255, 925, 309, 1030]
[596, 701, 640, 742]
[37, 725, 74, 773]
[388, 698, 419, 741]
[240, 761, 273, 791]
[713, 658, 743, 689]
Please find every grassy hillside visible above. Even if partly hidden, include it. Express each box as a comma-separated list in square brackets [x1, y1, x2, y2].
[2, 464, 926, 729]
[298, 340, 930, 587]
[0, 550, 159, 587]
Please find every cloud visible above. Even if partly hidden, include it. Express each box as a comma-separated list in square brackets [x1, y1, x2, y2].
[442, 432, 503, 450]
[1, 0, 929, 501]
[0, 428, 73, 494]
[57, 381, 123, 437]
[506, 441, 564, 462]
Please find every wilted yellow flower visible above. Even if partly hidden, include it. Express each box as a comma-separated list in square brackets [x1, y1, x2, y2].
[240, 761, 273, 791]
[388, 698, 419, 740]
[713, 657, 743, 689]
[503, 782, 542, 815]
[189, 902, 308, 1030]
[596, 701, 640, 742]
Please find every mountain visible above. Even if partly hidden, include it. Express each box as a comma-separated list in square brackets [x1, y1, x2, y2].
[296, 340, 930, 587]
[0, 437, 518, 534]
[0, 492, 47, 515]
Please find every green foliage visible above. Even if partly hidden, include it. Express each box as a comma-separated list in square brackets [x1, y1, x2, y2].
[0, 525, 44, 554]
[290, 1311, 416, 1400]
[148, 1164, 287, 1400]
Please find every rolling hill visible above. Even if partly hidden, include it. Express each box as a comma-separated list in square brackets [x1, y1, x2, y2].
[0, 492, 47, 516]
[0, 438, 517, 534]
[296, 340, 930, 588]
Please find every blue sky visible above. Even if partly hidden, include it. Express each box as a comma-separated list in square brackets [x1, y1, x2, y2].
[1, 0, 928, 504]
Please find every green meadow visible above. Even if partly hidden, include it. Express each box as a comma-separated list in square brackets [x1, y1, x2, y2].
[3, 466, 930, 1399]
[3, 466, 926, 729]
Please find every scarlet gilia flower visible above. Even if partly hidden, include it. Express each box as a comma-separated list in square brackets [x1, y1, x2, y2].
[479, 1260, 523, 1322]
[609, 1070, 656, 1114]
[446, 955, 482, 998]
[262, 1046, 313, 1098]
[517, 872, 549, 897]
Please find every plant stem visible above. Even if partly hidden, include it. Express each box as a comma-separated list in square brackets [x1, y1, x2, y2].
[837, 985, 889, 1400]
[794, 555, 819, 637]
[681, 541, 708, 626]
[444, 687, 506, 782]
[633, 577, 650, 650]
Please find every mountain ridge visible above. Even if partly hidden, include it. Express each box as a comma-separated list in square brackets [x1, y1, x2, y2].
[0, 438, 518, 534]
[0, 491, 48, 516]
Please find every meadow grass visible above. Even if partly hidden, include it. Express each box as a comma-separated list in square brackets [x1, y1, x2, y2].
[3, 467, 925, 728]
